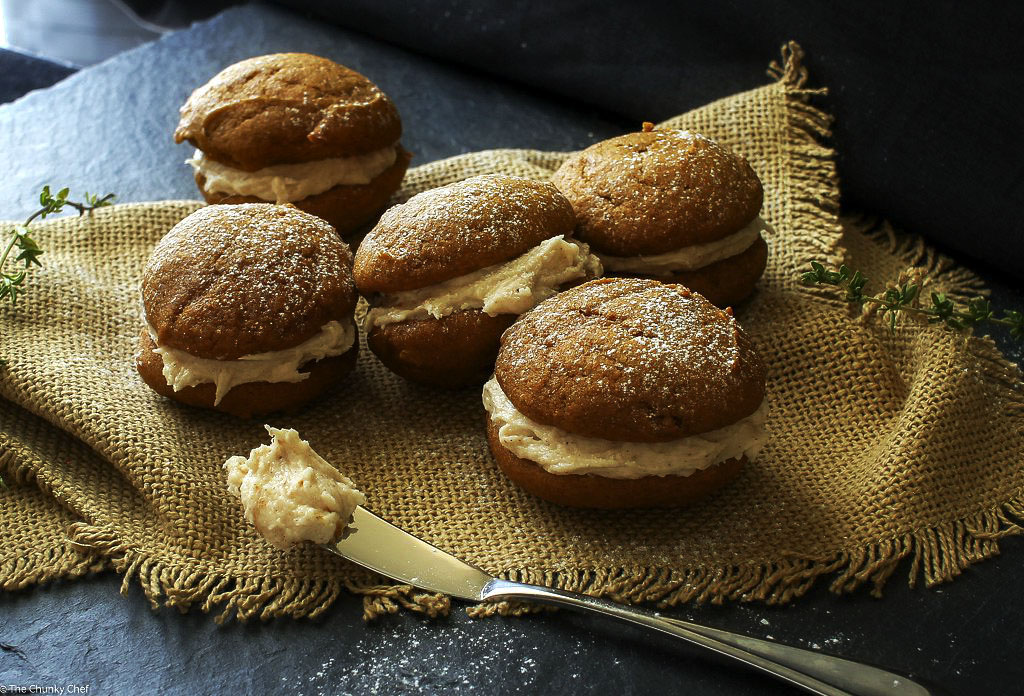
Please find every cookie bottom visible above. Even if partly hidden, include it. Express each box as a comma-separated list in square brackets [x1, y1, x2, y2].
[486, 416, 745, 509]
[196, 147, 412, 237]
[368, 309, 516, 388]
[619, 234, 768, 308]
[136, 330, 359, 418]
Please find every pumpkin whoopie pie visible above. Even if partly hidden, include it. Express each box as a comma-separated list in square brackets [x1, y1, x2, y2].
[174, 53, 410, 237]
[550, 125, 769, 307]
[482, 277, 768, 509]
[353, 174, 602, 387]
[136, 203, 359, 418]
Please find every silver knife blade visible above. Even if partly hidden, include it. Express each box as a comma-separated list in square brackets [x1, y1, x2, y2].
[323, 507, 933, 696]
[326, 506, 495, 600]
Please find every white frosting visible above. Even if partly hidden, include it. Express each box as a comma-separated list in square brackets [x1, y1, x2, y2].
[482, 377, 769, 479]
[152, 320, 356, 406]
[599, 216, 771, 274]
[188, 145, 398, 202]
[225, 426, 365, 550]
[364, 236, 602, 330]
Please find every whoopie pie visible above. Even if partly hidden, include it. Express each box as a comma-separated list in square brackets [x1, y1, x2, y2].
[353, 174, 602, 388]
[137, 203, 359, 417]
[174, 53, 410, 236]
[550, 126, 769, 307]
[483, 277, 768, 508]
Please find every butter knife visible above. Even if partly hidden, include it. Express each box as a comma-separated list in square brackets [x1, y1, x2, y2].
[325, 506, 932, 696]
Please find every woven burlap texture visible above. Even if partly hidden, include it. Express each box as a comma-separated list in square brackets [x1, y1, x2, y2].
[2, 44, 1022, 622]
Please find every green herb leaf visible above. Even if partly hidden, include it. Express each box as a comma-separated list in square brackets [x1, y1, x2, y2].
[800, 261, 1020, 342]
[2, 185, 116, 315]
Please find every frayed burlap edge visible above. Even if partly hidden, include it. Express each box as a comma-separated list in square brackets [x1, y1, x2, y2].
[62, 522, 452, 623]
[0, 447, 108, 591]
[470, 505, 1024, 618]
[0, 545, 105, 592]
[768, 41, 844, 295]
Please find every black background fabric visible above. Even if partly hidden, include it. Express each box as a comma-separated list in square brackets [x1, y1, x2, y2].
[262, 0, 1024, 280]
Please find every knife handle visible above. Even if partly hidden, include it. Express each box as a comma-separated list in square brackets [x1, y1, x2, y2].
[481, 578, 932, 696]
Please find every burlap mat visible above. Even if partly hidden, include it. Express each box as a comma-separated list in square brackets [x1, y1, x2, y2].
[2, 44, 1022, 621]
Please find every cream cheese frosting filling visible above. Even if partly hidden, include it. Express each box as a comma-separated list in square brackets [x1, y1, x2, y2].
[364, 236, 603, 330]
[482, 377, 769, 479]
[151, 319, 356, 405]
[225, 426, 365, 550]
[188, 145, 399, 202]
[599, 216, 771, 275]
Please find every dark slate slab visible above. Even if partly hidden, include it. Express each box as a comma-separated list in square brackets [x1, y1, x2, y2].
[1, 4, 1023, 695]
[0, 48, 76, 105]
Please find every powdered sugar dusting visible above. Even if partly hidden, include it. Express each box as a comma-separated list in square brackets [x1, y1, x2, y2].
[175, 53, 402, 169]
[354, 174, 576, 292]
[142, 203, 356, 359]
[551, 128, 763, 255]
[495, 278, 766, 440]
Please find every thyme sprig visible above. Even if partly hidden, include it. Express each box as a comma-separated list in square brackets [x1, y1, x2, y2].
[1, 186, 114, 307]
[801, 261, 1024, 338]
[0, 187, 114, 486]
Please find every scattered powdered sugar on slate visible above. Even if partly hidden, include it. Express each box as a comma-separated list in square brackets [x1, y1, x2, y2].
[287, 617, 547, 695]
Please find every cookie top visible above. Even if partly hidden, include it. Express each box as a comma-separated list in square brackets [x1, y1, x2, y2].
[142, 204, 357, 360]
[550, 129, 763, 256]
[174, 53, 402, 171]
[353, 174, 576, 293]
[494, 277, 766, 442]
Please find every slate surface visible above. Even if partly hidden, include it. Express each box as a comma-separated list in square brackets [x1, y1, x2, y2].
[1, 4, 1023, 695]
